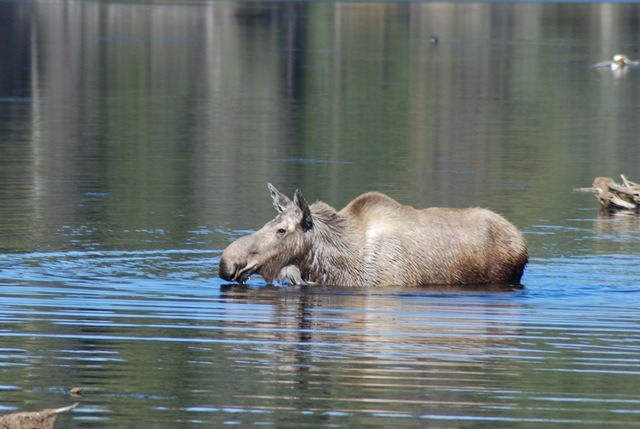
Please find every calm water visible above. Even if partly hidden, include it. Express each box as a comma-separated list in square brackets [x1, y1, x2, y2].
[1, 1, 640, 427]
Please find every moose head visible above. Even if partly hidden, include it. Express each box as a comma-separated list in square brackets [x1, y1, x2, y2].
[219, 184, 314, 284]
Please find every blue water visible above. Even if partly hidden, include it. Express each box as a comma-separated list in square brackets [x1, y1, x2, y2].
[1, 235, 640, 427]
[1, 1, 640, 427]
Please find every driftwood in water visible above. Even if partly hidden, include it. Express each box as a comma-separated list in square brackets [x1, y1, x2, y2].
[574, 175, 640, 213]
[0, 403, 77, 429]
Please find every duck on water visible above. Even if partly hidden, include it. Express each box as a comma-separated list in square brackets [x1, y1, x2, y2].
[591, 54, 640, 70]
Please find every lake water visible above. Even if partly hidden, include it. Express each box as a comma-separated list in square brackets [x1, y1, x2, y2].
[1, 1, 640, 427]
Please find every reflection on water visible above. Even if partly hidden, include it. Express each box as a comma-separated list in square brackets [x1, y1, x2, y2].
[1, 1, 640, 427]
[1, 248, 640, 427]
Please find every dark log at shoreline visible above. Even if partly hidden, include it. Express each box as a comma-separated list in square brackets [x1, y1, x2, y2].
[574, 175, 640, 213]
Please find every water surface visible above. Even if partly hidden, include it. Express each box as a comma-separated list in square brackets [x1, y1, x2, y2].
[1, 1, 639, 427]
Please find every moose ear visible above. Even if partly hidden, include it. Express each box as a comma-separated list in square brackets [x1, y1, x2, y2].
[294, 189, 313, 231]
[268, 183, 291, 213]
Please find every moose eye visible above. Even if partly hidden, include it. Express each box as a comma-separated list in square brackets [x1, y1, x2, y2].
[276, 228, 287, 236]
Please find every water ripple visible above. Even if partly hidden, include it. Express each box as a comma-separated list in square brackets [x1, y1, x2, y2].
[0, 248, 639, 427]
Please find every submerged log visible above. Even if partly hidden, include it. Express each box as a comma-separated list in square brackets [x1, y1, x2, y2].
[574, 175, 640, 213]
[0, 403, 77, 429]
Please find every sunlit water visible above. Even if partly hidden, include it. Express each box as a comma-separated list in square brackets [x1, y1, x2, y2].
[1, 247, 640, 427]
[1, 1, 640, 428]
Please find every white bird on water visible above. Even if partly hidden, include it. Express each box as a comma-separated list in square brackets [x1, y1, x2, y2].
[591, 54, 640, 70]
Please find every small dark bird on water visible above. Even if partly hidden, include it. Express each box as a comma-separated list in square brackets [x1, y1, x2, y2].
[429, 35, 439, 43]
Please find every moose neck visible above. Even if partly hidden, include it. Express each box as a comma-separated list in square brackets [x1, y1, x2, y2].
[299, 202, 364, 286]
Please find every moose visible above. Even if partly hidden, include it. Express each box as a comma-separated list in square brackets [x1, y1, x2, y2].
[219, 184, 528, 287]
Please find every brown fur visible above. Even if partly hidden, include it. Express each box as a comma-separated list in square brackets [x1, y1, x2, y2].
[219, 184, 528, 287]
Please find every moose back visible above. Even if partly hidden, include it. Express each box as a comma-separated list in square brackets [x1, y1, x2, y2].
[219, 184, 528, 287]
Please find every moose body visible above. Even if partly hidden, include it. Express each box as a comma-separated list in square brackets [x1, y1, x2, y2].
[219, 184, 528, 287]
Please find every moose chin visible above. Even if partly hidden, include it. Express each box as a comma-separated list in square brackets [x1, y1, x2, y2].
[219, 184, 528, 287]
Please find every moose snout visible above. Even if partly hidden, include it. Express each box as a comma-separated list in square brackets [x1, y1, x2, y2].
[219, 255, 251, 282]
[219, 235, 260, 283]
[218, 258, 237, 282]
[219, 257, 255, 283]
